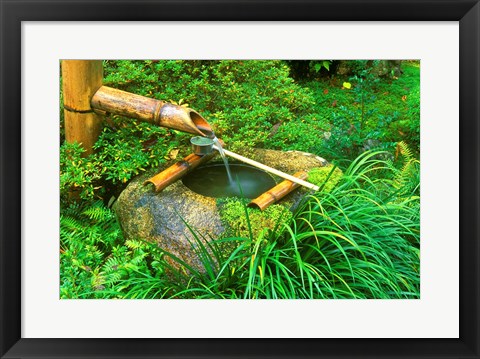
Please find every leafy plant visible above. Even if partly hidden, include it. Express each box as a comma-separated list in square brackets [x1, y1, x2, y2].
[311, 60, 332, 73]
[60, 201, 169, 299]
[284, 60, 336, 80]
[60, 201, 122, 298]
[319, 62, 415, 160]
[60, 143, 102, 201]
[307, 164, 343, 192]
[390, 141, 420, 198]
[266, 114, 329, 152]
[60, 119, 179, 203]
[218, 197, 293, 238]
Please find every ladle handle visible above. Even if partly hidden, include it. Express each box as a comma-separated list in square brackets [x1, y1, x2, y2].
[213, 146, 320, 191]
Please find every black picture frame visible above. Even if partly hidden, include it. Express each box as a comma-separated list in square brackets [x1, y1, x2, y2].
[1, 0, 479, 358]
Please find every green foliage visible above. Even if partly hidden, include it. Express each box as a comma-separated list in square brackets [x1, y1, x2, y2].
[266, 114, 328, 152]
[322, 64, 396, 159]
[60, 121, 178, 202]
[287, 61, 421, 160]
[93, 121, 175, 184]
[60, 143, 102, 201]
[103, 60, 315, 152]
[390, 141, 420, 198]
[307, 164, 343, 192]
[405, 86, 420, 149]
[311, 60, 332, 73]
[60, 201, 168, 299]
[389, 83, 420, 152]
[284, 151, 420, 298]
[218, 198, 293, 239]
[60, 201, 122, 298]
[284, 60, 334, 80]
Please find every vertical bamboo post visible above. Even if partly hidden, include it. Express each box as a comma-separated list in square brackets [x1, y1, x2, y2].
[62, 60, 103, 155]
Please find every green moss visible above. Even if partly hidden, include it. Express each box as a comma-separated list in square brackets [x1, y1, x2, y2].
[308, 165, 343, 192]
[218, 198, 292, 239]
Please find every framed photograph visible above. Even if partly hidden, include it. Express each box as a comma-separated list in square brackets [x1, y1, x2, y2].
[1, 0, 479, 358]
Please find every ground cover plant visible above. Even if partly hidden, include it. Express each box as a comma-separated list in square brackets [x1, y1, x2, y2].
[60, 60, 420, 299]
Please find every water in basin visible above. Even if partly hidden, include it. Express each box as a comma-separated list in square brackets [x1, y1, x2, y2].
[182, 163, 276, 198]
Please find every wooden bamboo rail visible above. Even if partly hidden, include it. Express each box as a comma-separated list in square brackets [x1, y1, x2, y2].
[248, 171, 308, 210]
[144, 152, 216, 192]
[62, 60, 103, 155]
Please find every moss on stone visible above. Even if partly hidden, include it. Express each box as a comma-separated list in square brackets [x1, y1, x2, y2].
[308, 165, 343, 192]
[217, 198, 292, 239]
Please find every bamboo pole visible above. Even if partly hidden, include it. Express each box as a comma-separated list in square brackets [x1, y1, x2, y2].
[248, 171, 308, 210]
[213, 146, 320, 191]
[62, 60, 103, 155]
[91, 86, 212, 137]
[145, 152, 216, 192]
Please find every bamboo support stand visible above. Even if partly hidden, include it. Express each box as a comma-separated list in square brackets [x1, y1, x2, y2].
[213, 146, 320, 191]
[248, 171, 308, 210]
[145, 152, 216, 192]
[62, 60, 104, 155]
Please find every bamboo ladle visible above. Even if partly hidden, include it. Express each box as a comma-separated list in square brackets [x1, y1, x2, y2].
[212, 145, 320, 191]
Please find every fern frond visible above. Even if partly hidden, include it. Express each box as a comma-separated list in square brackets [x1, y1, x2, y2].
[103, 256, 122, 273]
[396, 141, 413, 162]
[392, 141, 420, 198]
[82, 201, 114, 222]
[60, 215, 83, 232]
[125, 239, 147, 250]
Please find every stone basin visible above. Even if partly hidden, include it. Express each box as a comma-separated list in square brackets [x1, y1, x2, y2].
[114, 148, 327, 271]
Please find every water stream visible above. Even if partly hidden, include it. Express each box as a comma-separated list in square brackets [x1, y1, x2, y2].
[212, 136, 234, 183]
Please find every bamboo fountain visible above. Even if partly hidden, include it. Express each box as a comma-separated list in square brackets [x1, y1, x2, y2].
[62, 60, 318, 210]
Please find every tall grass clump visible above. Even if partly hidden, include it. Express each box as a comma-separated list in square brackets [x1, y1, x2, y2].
[150, 151, 420, 299]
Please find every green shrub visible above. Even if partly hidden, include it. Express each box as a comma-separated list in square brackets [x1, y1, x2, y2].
[393, 86, 420, 152]
[93, 121, 176, 184]
[60, 201, 122, 298]
[265, 114, 328, 153]
[60, 119, 179, 203]
[60, 143, 102, 201]
[288, 61, 420, 161]
[60, 201, 168, 299]
[218, 198, 293, 239]
[307, 164, 343, 192]
[103, 60, 315, 152]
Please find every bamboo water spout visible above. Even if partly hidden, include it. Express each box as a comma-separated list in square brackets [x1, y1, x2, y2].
[91, 86, 214, 137]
